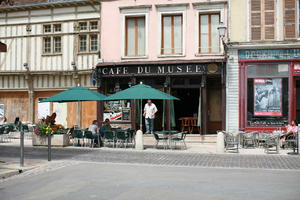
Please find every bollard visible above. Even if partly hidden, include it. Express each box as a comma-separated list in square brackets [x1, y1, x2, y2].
[216, 131, 225, 153]
[135, 130, 144, 150]
[20, 131, 24, 167]
[48, 130, 51, 161]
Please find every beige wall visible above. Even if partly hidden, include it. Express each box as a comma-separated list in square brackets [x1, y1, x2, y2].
[229, 0, 248, 42]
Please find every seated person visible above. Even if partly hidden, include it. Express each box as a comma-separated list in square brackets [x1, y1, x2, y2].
[100, 118, 112, 136]
[88, 120, 101, 145]
[280, 120, 298, 148]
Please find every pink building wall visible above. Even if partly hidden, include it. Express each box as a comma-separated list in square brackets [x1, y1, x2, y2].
[100, 0, 227, 63]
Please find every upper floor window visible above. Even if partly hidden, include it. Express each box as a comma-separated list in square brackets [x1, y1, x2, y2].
[250, 0, 275, 41]
[79, 22, 88, 31]
[42, 24, 62, 55]
[90, 21, 98, 30]
[161, 14, 183, 55]
[283, 0, 297, 39]
[78, 34, 98, 53]
[125, 16, 145, 57]
[199, 13, 220, 54]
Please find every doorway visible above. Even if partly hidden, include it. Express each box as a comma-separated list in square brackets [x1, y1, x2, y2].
[173, 88, 200, 132]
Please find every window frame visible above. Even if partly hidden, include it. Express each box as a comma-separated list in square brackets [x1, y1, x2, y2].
[198, 12, 221, 55]
[158, 9, 186, 57]
[78, 34, 99, 53]
[121, 12, 149, 59]
[42, 23, 62, 55]
[124, 15, 146, 57]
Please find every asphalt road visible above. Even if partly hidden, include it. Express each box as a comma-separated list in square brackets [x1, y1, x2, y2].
[1, 162, 300, 200]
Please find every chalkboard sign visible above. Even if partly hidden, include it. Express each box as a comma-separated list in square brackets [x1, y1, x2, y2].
[122, 109, 130, 121]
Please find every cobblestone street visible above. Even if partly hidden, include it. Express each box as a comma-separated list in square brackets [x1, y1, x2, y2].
[1, 145, 300, 170]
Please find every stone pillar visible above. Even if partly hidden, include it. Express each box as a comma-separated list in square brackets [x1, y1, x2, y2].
[28, 90, 35, 123]
[216, 131, 225, 153]
[135, 130, 144, 150]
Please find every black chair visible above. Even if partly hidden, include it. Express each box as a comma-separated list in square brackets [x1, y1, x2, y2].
[170, 131, 188, 150]
[115, 130, 129, 148]
[103, 130, 115, 148]
[72, 130, 84, 146]
[84, 130, 100, 148]
[153, 133, 168, 149]
[286, 134, 297, 153]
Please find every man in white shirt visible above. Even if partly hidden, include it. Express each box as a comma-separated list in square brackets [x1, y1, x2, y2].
[143, 99, 158, 134]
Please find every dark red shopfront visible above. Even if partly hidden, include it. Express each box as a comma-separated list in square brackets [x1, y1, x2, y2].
[238, 49, 300, 131]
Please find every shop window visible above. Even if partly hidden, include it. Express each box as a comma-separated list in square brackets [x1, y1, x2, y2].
[125, 16, 145, 57]
[250, 0, 275, 40]
[199, 13, 220, 54]
[161, 14, 183, 55]
[245, 64, 289, 127]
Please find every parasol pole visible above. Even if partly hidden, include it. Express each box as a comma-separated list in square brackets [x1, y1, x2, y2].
[140, 99, 142, 130]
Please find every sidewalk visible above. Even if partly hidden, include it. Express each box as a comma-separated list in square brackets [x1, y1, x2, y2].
[1, 137, 294, 155]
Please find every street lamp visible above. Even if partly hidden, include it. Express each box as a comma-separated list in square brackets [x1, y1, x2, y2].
[217, 23, 228, 57]
[217, 23, 227, 40]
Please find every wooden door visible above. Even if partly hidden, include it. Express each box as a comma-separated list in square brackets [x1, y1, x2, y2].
[207, 87, 222, 134]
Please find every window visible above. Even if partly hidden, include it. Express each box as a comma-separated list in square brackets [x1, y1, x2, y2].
[79, 35, 87, 52]
[42, 24, 62, 55]
[43, 25, 51, 33]
[90, 21, 98, 30]
[199, 13, 220, 54]
[90, 35, 98, 52]
[283, 0, 297, 39]
[125, 16, 145, 57]
[250, 0, 275, 40]
[43, 37, 51, 53]
[161, 14, 182, 55]
[54, 24, 62, 32]
[245, 64, 289, 127]
[79, 22, 88, 31]
[54, 37, 62, 53]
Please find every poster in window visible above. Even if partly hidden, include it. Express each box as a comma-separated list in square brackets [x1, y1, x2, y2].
[254, 78, 282, 116]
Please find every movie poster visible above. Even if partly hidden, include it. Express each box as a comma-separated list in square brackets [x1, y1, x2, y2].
[254, 78, 282, 116]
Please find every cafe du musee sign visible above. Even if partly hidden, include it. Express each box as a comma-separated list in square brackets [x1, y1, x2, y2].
[97, 63, 220, 77]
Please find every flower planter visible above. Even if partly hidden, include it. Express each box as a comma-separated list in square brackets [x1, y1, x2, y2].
[32, 134, 69, 147]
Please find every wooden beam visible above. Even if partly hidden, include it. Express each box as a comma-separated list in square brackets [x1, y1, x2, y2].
[0, 42, 7, 52]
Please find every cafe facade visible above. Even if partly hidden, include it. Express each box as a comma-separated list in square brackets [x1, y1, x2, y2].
[236, 47, 300, 132]
[96, 61, 226, 134]
[97, 0, 228, 134]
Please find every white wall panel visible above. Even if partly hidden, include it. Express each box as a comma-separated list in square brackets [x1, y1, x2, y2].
[31, 9, 51, 16]
[226, 49, 239, 132]
[7, 17, 28, 24]
[54, 7, 75, 14]
[77, 13, 99, 19]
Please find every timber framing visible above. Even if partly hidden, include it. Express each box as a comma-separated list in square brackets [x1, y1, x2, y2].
[0, 0, 99, 12]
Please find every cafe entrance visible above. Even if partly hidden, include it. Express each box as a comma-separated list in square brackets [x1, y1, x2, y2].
[295, 79, 300, 123]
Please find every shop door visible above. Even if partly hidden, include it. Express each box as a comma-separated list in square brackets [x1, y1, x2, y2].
[296, 79, 300, 123]
[207, 87, 222, 134]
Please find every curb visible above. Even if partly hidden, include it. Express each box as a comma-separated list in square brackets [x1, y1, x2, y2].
[0, 169, 23, 179]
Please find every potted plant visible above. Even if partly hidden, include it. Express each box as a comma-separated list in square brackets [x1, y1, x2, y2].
[32, 124, 69, 147]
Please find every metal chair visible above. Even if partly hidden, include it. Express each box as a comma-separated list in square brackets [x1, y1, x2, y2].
[153, 133, 168, 149]
[72, 129, 84, 146]
[103, 130, 115, 148]
[170, 131, 188, 150]
[224, 132, 239, 153]
[242, 131, 257, 148]
[265, 134, 279, 154]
